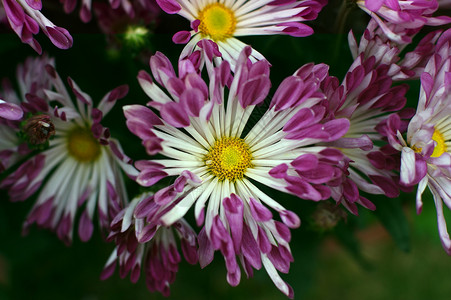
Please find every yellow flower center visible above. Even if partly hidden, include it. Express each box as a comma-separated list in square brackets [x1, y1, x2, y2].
[67, 127, 101, 162]
[204, 137, 252, 182]
[198, 3, 236, 42]
[431, 129, 446, 158]
[412, 129, 447, 158]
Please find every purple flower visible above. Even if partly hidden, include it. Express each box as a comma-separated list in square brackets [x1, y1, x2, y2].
[1, 0, 73, 53]
[356, 0, 451, 44]
[101, 193, 198, 296]
[317, 21, 425, 214]
[157, 0, 326, 67]
[385, 28, 451, 254]
[124, 47, 350, 297]
[0, 64, 138, 244]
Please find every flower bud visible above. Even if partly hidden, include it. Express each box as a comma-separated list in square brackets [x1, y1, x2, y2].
[21, 114, 55, 145]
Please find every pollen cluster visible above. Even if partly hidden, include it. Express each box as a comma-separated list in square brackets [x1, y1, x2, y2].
[67, 127, 101, 162]
[204, 136, 252, 182]
[198, 3, 236, 42]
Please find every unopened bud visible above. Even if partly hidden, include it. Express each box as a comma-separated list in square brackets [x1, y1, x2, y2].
[21, 114, 55, 145]
[124, 25, 149, 48]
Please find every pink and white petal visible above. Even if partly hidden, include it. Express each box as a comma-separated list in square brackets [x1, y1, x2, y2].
[400, 147, 423, 185]
[0, 100, 23, 120]
[431, 186, 451, 255]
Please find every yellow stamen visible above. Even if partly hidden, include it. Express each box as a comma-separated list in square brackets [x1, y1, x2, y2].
[412, 129, 447, 158]
[431, 129, 446, 158]
[198, 3, 236, 42]
[204, 137, 252, 182]
[67, 127, 101, 162]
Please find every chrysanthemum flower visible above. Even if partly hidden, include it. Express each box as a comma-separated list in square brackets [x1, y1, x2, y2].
[319, 52, 408, 214]
[0, 55, 54, 173]
[0, 64, 137, 244]
[101, 192, 198, 296]
[384, 28, 451, 254]
[124, 47, 350, 297]
[356, 0, 451, 44]
[311, 18, 442, 214]
[157, 0, 326, 66]
[0, 0, 73, 53]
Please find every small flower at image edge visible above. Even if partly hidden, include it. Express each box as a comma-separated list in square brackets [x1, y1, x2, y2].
[0, 64, 138, 244]
[157, 0, 326, 66]
[385, 28, 451, 254]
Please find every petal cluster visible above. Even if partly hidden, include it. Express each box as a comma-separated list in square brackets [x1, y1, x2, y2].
[348, 19, 443, 80]
[1, 0, 73, 53]
[319, 31, 414, 213]
[356, 0, 451, 44]
[101, 193, 198, 296]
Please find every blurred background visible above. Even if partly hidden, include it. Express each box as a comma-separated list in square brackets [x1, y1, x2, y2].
[2, 188, 451, 300]
[1, 1, 451, 299]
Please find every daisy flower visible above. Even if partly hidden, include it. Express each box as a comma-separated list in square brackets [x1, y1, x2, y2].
[385, 28, 451, 254]
[124, 47, 350, 297]
[1, 0, 73, 53]
[356, 0, 451, 44]
[101, 192, 198, 296]
[0, 64, 138, 244]
[157, 0, 326, 66]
